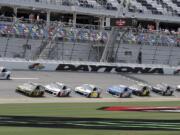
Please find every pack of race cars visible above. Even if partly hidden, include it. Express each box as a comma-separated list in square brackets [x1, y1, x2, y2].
[14, 82, 180, 98]
[1, 67, 180, 98]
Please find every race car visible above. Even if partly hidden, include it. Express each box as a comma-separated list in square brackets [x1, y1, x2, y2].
[16, 83, 45, 97]
[75, 84, 102, 98]
[152, 83, 174, 96]
[107, 85, 132, 98]
[176, 85, 180, 92]
[44, 82, 71, 97]
[0, 67, 11, 80]
[129, 83, 150, 96]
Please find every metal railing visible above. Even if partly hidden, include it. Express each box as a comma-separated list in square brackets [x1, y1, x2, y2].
[0, 19, 179, 65]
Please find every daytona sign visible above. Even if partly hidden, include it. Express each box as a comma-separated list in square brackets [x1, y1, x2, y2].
[56, 64, 164, 74]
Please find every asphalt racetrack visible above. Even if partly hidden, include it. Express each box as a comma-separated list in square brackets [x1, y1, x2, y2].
[0, 71, 180, 103]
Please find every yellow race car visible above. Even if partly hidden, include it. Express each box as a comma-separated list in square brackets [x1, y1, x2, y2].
[75, 84, 102, 98]
[129, 83, 151, 96]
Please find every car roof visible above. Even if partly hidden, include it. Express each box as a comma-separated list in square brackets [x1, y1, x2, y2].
[55, 82, 65, 86]
[0, 67, 5, 70]
[83, 84, 97, 88]
[25, 82, 39, 86]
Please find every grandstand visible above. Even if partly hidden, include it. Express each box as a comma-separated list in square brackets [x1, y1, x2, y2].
[0, 0, 179, 65]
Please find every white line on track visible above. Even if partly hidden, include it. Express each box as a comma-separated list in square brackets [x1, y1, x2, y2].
[11, 77, 39, 80]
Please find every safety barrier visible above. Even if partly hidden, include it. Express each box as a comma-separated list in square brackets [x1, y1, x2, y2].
[0, 58, 177, 75]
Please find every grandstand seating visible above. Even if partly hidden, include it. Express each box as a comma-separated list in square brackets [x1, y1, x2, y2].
[0, 22, 108, 43]
[0, 0, 179, 65]
[1, 0, 180, 17]
[128, 0, 180, 16]
[0, 20, 179, 47]
[0, 17, 179, 65]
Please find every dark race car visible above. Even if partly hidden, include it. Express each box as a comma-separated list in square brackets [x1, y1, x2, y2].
[16, 83, 45, 97]
[129, 83, 151, 96]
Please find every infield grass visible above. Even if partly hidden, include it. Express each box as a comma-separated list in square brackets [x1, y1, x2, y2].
[0, 101, 180, 135]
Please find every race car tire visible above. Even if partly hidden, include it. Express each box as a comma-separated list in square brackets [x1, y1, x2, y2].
[137, 92, 141, 96]
[170, 91, 173, 96]
[146, 91, 150, 96]
[66, 92, 71, 97]
[87, 93, 91, 98]
[127, 93, 131, 98]
[6, 75, 10, 80]
[162, 91, 167, 96]
[97, 93, 100, 98]
[29, 92, 34, 97]
[119, 93, 123, 98]
[38, 92, 44, 97]
[15, 89, 20, 93]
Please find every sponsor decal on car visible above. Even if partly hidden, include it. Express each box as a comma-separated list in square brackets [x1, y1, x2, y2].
[91, 92, 98, 97]
[29, 63, 45, 70]
[100, 106, 180, 113]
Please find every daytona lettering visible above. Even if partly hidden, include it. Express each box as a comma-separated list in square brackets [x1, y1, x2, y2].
[56, 64, 164, 74]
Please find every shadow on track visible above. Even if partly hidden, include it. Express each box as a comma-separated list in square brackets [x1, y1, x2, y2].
[0, 115, 180, 130]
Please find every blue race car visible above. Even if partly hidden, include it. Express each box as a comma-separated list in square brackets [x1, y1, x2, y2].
[107, 85, 132, 98]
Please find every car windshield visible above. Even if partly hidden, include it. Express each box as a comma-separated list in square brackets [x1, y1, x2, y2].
[49, 83, 62, 89]
[23, 83, 37, 89]
[50, 83, 67, 89]
[1, 68, 7, 72]
[83, 84, 94, 90]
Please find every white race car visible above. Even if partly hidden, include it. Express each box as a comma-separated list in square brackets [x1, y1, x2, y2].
[44, 82, 71, 97]
[152, 83, 174, 96]
[176, 85, 180, 92]
[75, 84, 102, 98]
[0, 67, 11, 80]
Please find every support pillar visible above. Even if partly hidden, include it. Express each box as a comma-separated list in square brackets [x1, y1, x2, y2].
[46, 10, 50, 26]
[99, 17, 105, 30]
[155, 20, 160, 31]
[73, 12, 77, 27]
[105, 17, 110, 27]
[13, 7, 17, 22]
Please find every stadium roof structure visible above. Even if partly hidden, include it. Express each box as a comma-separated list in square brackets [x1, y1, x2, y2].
[0, 0, 179, 23]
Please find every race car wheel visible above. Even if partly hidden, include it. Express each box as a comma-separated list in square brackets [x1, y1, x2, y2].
[119, 93, 123, 98]
[127, 93, 131, 98]
[39, 92, 44, 97]
[137, 92, 141, 96]
[87, 93, 91, 98]
[6, 75, 10, 80]
[66, 92, 70, 97]
[15, 89, 19, 92]
[29, 92, 34, 97]
[146, 91, 150, 96]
